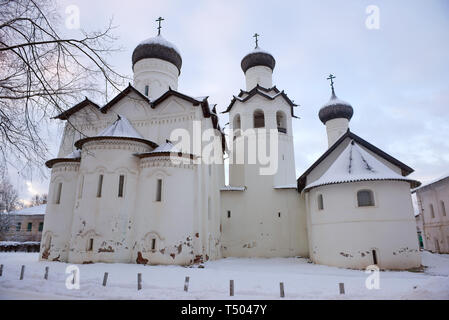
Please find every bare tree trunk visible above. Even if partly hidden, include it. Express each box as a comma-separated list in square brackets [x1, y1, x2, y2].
[0, 0, 126, 173]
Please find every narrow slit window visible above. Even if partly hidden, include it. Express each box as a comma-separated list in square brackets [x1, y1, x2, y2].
[430, 204, 435, 218]
[97, 174, 104, 198]
[27, 222, 32, 232]
[78, 175, 84, 199]
[372, 249, 378, 265]
[118, 175, 125, 198]
[317, 194, 324, 210]
[55, 182, 62, 204]
[208, 197, 211, 220]
[278, 212, 281, 218]
[227, 210, 231, 218]
[156, 179, 162, 202]
[151, 238, 156, 250]
[144, 85, 149, 96]
[441, 201, 446, 217]
[88, 238, 94, 252]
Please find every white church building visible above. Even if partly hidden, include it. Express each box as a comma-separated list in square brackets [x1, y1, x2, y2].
[40, 28, 422, 270]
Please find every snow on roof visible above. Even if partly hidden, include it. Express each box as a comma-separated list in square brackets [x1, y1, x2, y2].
[98, 115, 143, 139]
[243, 46, 272, 59]
[220, 186, 246, 191]
[305, 141, 417, 191]
[7, 204, 46, 216]
[233, 89, 281, 102]
[65, 149, 81, 159]
[321, 96, 352, 109]
[412, 172, 449, 192]
[149, 141, 180, 154]
[139, 35, 181, 56]
[273, 184, 297, 189]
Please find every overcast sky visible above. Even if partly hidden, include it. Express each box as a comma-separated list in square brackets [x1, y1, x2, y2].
[9, 0, 449, 202]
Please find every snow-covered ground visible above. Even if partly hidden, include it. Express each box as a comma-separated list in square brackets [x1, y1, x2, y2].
[0, 251, 447, 300]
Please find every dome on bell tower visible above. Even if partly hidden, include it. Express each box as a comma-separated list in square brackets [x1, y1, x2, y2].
[241, 47, 276, 73]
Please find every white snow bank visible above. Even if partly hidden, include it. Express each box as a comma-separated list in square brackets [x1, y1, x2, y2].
[0, 251, 447, 300]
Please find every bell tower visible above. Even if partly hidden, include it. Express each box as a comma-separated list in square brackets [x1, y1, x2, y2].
[228, 35, 297, 188]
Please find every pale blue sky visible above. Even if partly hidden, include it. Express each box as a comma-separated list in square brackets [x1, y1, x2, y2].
[10, 0, 449, 201]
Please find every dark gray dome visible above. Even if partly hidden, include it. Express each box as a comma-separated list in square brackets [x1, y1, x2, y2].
[319, 93, 353, 124]
[132, 35, 182, 74]
[241, 48, 276, 73]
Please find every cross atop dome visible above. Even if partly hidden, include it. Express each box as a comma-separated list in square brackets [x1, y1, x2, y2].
[327, 74, 336, 96]
[156, 16, 164, 35]
[253, 33, 260, 49]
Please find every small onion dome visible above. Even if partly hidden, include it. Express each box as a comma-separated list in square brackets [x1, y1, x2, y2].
[132, 35, 182, 74]
[318, 92, 354, 124]
[241, 47, 276, 73]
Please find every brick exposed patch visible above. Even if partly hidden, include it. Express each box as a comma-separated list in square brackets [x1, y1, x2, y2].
[136, 251, 148, 265]
[98, 246, 115, 253]
[41, 249, 50, 260]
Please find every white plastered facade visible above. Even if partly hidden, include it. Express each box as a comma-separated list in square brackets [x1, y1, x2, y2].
[41, 39, 421, 270]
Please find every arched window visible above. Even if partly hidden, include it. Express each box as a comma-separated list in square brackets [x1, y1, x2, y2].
[55, 182, 62, 204]
[317, 194, 324, 210]
[430, 204, 435, 218]
[233, 114, 241, 137]
[253, 109, 265, 128]
[357, 190, 375, 207]
[276, 111, 287, 134]
[144, 232, 161, 252]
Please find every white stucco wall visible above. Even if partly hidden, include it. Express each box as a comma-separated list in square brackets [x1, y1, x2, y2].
[306, 180, 421, 269]
[325, 118, 349, 148]
[40, 162, 79, 261]
[245, 66, 273, 90]
[66, 139, 150, 264]
[133, 58, 179, 100]
[221, 186, 308, 258]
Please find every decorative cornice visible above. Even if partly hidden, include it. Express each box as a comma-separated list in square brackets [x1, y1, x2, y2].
[80, 138, 154, 153]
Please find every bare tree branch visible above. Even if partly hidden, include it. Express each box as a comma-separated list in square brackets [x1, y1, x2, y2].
[0, 0, 127, 174]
